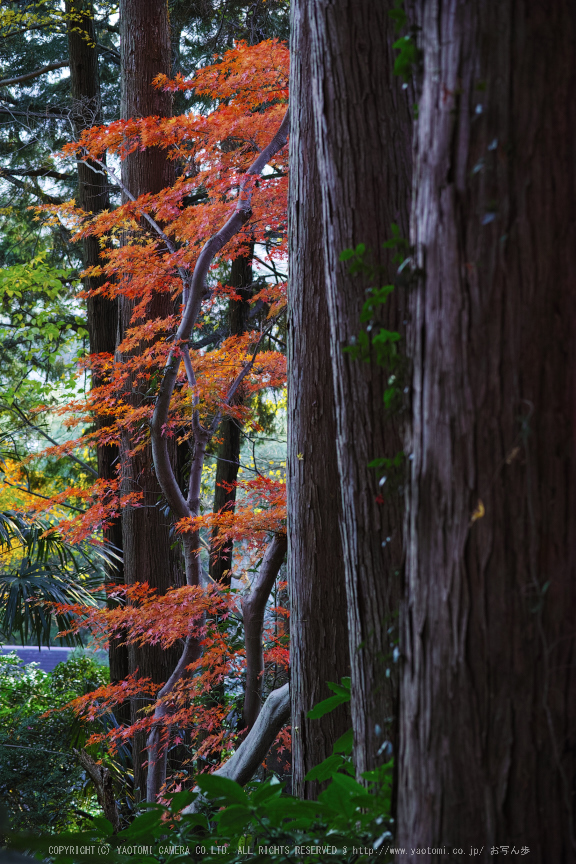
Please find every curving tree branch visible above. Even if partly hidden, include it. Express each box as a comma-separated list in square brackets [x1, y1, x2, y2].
[181, 682, 290, 814]
[242, 533, 287, 729]
[143, 108, 289, 801]
[74, 106, 289, 803]
[0, 61, 68, 88]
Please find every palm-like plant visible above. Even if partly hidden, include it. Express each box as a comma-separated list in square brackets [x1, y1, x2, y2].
[0, 511, 118, 647]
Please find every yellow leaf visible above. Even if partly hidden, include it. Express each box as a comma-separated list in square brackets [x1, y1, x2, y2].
[470, 499, 485, 524]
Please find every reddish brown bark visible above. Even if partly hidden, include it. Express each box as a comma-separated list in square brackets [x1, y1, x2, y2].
[306, 0, 412, 776]
[398, 3, 576, 860]
[118, 0, 181, 799]
[287, 0, 351, 799]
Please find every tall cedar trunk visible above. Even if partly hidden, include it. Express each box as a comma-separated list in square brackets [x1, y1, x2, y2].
[398, 3, 576, 860]
[119, 0, 182, 799]
[287, 0, 350, 800]
[306, 0, 412, 775]
[209, 251, 253, 585]
[65, 0, 128, 696]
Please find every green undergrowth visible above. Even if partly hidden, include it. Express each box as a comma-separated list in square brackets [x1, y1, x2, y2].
[6, 679, 394, 864]
[0, 653, 110, 836]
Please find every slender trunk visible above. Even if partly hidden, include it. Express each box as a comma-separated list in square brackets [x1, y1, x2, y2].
[209, 251, 253, 585]
[119, 0, 182, 800]
[287, 0, 350, 800]
[398, 3, 576, 860]
[306, 0, 412, 775]
[242, 533, 287, 730]
[146, 111, 289, 800]
[66, 0, 128, 698]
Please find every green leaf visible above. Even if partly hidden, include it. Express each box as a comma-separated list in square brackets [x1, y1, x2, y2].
[318, 778, 357, 818]
[251, 780, 284, 806]
[120, 807, 164, 838]
[305, 754, 343, 782]
[339, 248, 356, 261]
[169, 790, 197, 812]
[330, 772, 368, 797]
[197, 774, 249, 806]
[216, 803, 253, 832]
[392, 35, 418, 81]
[90, 816, 113, 835]
[326, 681, 351, 697]
[262, 798, 328, 824]
[362, 761, 394, 785]
[332, 727, 353, 755]
[307, 694, 348, 719]
[389, 3, 407, 33]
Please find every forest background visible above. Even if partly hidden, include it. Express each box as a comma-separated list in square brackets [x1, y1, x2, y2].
[1, 1, 576, 864]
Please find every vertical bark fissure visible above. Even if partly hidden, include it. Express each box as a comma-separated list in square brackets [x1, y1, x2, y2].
[398, 2, 576, 858]
[65, 0, 128, 706]
[306, 0, 412, 775]
[288, 0, 351, 800]
[118, 0, 181, 800]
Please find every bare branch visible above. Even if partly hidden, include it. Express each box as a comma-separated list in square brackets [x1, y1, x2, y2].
[0, 479, 86, 514]
[0, 61, 68, 88]
[0, 105, 72, 120]
[144, 109, 289, 802]
[182, 345, 200, 433]
[76, 155, 178, 256]
[150, 109, 289, 530]
[181, 683, 290, 814]
[3, 402, 98, 477]
[97, 43, 120, 63]
[0, 168, 64, 205]
[0, 166, 72, 181]
[242, 534, 287, 729]
[145, 634, 202, 802]
[151, 108, 289, 460]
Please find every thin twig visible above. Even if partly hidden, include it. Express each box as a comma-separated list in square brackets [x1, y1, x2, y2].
[3, 401, 97, 478]
[0, 479, 86, 514]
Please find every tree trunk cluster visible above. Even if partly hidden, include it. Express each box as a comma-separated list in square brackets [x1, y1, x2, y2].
[288, 0, 411, 784]
[290, 0, 576, 860]
[67, 0, 576, 855]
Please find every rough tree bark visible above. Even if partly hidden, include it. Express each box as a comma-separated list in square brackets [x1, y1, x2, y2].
[119, 0, 182, 799]
[398, 3, 576, 860]
[287, 0, 351, 800]
[65, 0, 128, 700]
[306, 0, 412, 775]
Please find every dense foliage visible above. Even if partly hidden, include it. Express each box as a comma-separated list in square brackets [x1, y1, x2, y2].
[0, 653, 109, 835]
[9, 681, 394, 863]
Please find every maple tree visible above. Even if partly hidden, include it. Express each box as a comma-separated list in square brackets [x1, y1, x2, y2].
[10, 38, 291, 805]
